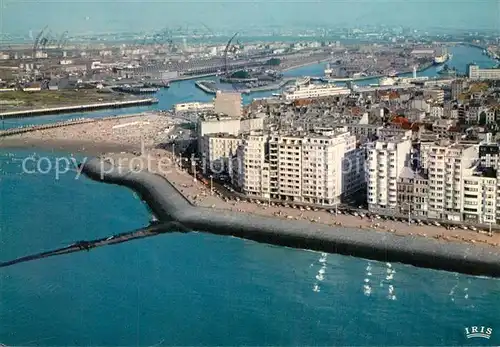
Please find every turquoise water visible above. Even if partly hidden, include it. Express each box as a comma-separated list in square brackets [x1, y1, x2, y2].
[0, 151, 499, 345]
[1, 46, 500, 345]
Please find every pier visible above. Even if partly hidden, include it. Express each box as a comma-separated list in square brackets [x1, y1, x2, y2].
[0, 98, 158, 119]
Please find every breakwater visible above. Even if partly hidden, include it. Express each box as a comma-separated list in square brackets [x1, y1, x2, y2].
[0, 98, 158, 119]
[0, 113, 147, 137]
[81, 158, 500, 278]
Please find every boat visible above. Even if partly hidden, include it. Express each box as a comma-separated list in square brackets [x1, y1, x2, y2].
[282, 83, 351, 100]
[434, 48, 452, 65]
[387, 69, 398, 77]
[437, 64, 457, 76]
[379, 77, 396, 86]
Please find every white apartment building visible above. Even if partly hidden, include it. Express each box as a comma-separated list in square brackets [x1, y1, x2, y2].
[201, 133, 243, 174]
[197, 116, 264, 152]
[468, 64, 500, 80]
[426, 141, 478, 221]
[423, 89, 444, 103]
[432, 119, 455, 136]
[430, 106, 444, 119]
[410, 99, 431, 113]
[235, 129, 364, 205]
[366, 135, 412, 212]
[460, 170, 497, 224]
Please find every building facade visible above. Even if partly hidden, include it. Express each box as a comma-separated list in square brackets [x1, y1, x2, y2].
[366, 135, 412, 213]
[234, 130, 364, 205]
[468, 64, 500, 80]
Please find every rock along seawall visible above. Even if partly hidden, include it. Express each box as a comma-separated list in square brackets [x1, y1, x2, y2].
[81, 158, 500, 278]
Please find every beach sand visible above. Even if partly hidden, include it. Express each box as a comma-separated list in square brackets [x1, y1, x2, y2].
[2, 114, 175, 151]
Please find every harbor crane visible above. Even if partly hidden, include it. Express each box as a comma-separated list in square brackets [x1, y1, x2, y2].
[224, 32, 239, 76]
[58, 31, 69, 49]
[33, 25, 48, 58]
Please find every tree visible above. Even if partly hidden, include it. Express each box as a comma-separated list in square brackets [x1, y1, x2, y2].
[479, 111, 487, 126]
[267, 58, 281, 66]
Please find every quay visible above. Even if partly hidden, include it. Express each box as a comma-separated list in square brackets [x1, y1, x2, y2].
[0, 98, 158, 119]
[79, 158, 500, 278]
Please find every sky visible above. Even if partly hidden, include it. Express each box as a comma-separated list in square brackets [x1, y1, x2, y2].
[1, 0, 499, 36]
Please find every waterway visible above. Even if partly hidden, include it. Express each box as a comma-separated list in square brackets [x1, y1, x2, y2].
[1, 45, 500, 345]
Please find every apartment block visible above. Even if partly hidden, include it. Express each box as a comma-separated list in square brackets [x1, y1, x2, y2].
[397, 167, 429, 218]
[479, 142, 499, 169]
[468, 64, 500, 80]
[460, 169, 497, 224]
[366, 135, 412, 213]
[451, 79, 466, 100]
[426, 141, 478, 221]
[197, 115, 264, 152]
[234, 129, 364, 205]
[200, 133, 243, 175]
[423, 89, 444, 103]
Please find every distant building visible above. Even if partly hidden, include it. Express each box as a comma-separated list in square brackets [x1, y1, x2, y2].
[468, 64, 500, 80]
[174, 102, 214, 113]
[423, 89, 444, 103]
[451, 79, 466, 99]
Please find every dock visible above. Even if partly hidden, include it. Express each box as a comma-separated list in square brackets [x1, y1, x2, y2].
[0, 98, 158, 119]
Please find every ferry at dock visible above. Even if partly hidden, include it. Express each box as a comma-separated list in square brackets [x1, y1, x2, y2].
[282, 83, 351, 100]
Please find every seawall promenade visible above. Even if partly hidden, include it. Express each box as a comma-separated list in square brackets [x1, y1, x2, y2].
[81, 158, 500, 278]
[0, 98, 158, 119]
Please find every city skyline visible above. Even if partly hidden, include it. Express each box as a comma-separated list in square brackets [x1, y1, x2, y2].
[2, 0, 499, 36]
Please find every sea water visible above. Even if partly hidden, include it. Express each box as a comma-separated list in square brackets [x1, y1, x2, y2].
[1, 45, 499, 345]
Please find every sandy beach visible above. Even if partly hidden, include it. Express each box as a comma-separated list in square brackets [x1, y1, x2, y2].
[3, 117, 500, 249]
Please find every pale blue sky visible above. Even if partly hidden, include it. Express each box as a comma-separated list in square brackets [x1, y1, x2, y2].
[1, 0, 499, 35]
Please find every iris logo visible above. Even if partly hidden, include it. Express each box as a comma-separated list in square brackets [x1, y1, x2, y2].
[465, 326, 493, 339]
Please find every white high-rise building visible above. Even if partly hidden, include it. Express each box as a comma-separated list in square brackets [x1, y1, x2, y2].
[234, 129, 364, 205]
[366, 135, 412, 212]
[426, 141, 478, 221]
[201, 134, 243, 175]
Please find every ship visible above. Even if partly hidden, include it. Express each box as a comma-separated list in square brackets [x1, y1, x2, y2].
[434, 48, 453, 65]
[437, 64, 457, 76]
[379, 77, 396, 86]
[282, 83, 351, 100]
[387, 69, 398, 77]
